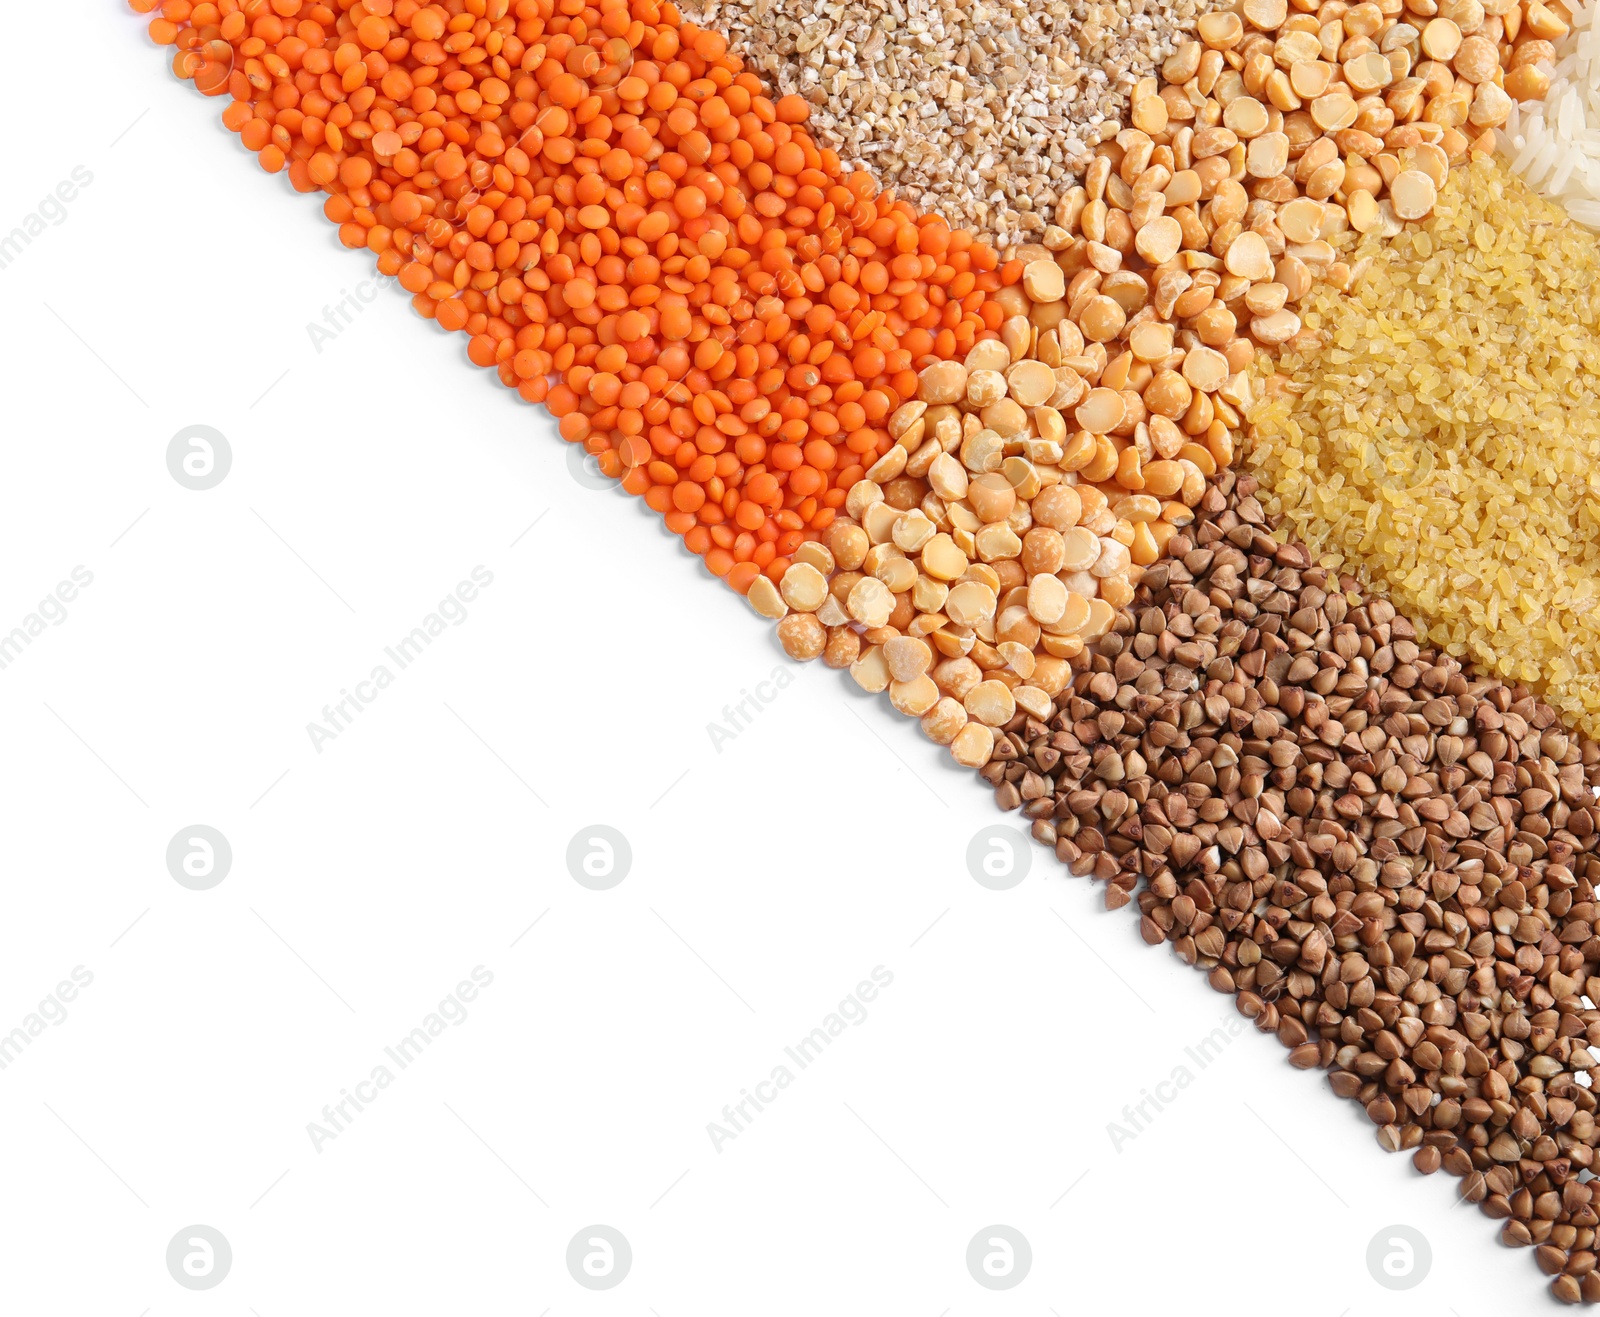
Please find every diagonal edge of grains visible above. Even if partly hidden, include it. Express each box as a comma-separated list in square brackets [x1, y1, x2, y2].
[987, 463, 1600, 1304]
[128, 0, 1600, 1302]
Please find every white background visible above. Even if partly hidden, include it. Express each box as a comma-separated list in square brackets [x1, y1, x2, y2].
[0, 8, 1546, 1314]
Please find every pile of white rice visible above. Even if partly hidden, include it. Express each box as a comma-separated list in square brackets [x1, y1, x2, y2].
[1498, 0, 1600, 229]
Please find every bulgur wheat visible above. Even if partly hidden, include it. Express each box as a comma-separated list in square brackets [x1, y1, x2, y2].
[1247, 158, 1600, 737]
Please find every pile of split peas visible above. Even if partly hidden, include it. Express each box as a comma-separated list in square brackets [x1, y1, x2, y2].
[132, 0, 1242, 593]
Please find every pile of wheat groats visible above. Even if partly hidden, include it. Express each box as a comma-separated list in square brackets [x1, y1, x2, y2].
[680, 0, 1207, 249]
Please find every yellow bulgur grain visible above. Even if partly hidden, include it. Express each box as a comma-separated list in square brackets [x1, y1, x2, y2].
[1247, 159, 1600, 737]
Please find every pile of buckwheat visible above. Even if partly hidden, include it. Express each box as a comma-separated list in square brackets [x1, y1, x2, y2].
[991, 468, 1600, 1305]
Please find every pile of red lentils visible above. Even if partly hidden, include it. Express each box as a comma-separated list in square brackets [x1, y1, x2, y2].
[141, 0, 1009, 594]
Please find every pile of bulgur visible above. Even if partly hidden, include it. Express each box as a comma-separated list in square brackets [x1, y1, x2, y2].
[1247, 159, 1600, 741]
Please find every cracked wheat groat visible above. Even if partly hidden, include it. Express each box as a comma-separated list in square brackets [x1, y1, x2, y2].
[679, 0, 1205, 248]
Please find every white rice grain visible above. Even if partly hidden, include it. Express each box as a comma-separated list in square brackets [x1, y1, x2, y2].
[1499, 0, 1600, 228]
